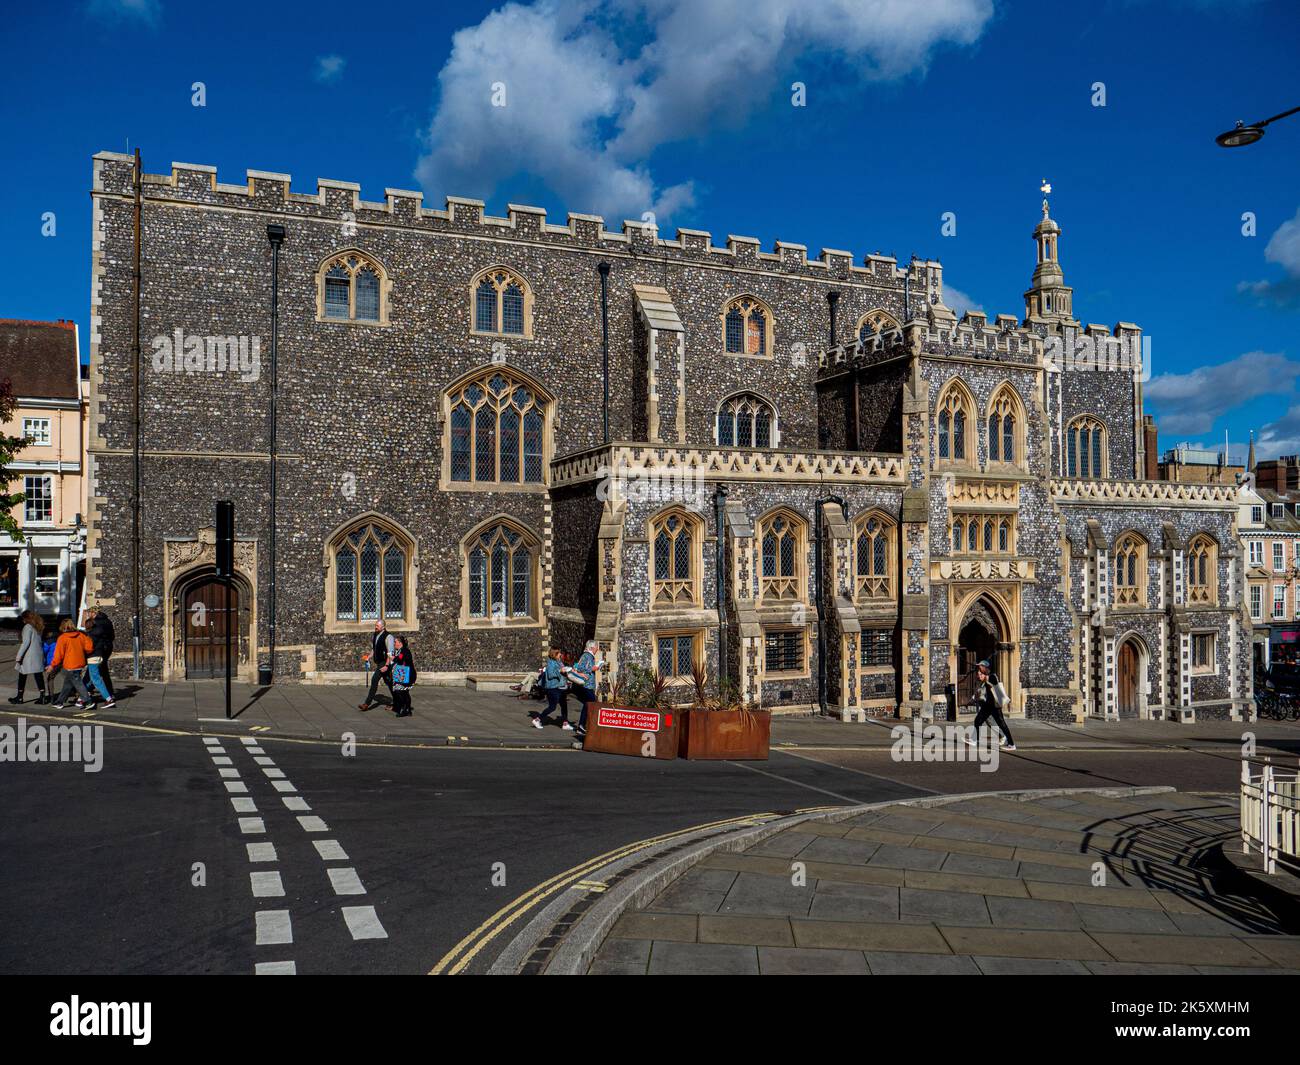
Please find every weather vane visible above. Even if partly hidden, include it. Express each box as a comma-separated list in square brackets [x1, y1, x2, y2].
[1040, 179, 1052, 217]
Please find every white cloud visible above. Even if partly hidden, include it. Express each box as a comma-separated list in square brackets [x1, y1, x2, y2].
[414, 0, 993, 222]
[1145, 350, 1300, 436]
[86, 0, 161, 25]
[1239, 206, 1300, 308]
[314, 55, 347, 84]
[943, 284, 983, 318]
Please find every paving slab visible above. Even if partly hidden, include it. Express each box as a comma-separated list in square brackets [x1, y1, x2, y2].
[758, 946, 870, 975]
[699, 914, 795, 947]
[939, 926, 1111, 961]
[1087, 932, 1274, 967]
[647, 941, 759, 975]
[864, 950, 982, 975]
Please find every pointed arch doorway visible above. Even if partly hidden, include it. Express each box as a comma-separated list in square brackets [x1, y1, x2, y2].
[956, 595, 1011, 710]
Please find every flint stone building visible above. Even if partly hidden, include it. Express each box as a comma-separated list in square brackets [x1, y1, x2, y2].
[86, 151, 1253, 723]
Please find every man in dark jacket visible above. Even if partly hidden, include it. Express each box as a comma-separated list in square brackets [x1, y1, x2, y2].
[359, 620, 396, 711]
[85, 608, 116, 704]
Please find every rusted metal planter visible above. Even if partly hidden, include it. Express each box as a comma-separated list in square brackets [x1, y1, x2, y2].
[677, 708, 771, 760]
[580, 703, 679, 759]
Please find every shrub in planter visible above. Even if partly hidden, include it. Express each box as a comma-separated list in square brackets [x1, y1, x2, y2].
[677, 665, 771, 761]
[579, 664, 679, 760]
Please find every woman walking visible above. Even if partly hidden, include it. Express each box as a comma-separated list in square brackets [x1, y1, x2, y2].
[532, 647, 573, 730]
[390, 635, 417, 718]
[971, 659, 1016, 751]
[9, 611, 49, 705]
[45, 619, 96, 709]
[84, 607, 117, 708]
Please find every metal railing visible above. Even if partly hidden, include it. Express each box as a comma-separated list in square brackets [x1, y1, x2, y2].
[1241, 756, 1300, 874]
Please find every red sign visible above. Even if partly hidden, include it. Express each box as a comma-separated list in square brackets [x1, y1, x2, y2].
[597, 707, 671, 732]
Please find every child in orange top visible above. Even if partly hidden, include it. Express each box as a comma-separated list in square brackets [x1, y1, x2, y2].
[46, 618, 96, 708]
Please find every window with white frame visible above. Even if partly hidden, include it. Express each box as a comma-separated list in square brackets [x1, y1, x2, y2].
[22, 418, 51, 446]
[1251, 585, 1263, 619]
[1275, 542, 1286, 571]
[1274, 584, 1287, 618]
[1250, 541, 1264, 566]
[1252, 505, 1265, 524]
[1273, 504, 1286, 518]
[33, 561, 58, 598]
[23, 476, 52, 523]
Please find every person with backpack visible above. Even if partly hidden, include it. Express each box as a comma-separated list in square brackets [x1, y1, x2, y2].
[9, 611, 49, 705]
[971, 658, 1016, 751]
[84, 607, 117, 708]
[45, 619, 96, 709]
[358, 619, 396, 712]
[389, 635, 416, 718]
[532, 647, 574, 731]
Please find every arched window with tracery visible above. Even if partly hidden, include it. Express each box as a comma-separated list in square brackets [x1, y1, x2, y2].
[722, 296, 773, 357]
[472, 266, 532, 337]
[1067, 416, 1107, 478]
[717, 393, 777, 447]
[1187, 534, 1217, 606]
[446, 369, 549, 486]
[464, 521, 539, 625]
[759, 510, 805, 602]
[855, 511, 895, 600]
[318, 251, 387, 324]
[856, 309, 900, 345]
[987, 384, 1025, 466]
[650, 509, 701, 607]
[327, 518, 415, 630]
[936, 381, 974, 464]
[1114, 532, 1147, 607]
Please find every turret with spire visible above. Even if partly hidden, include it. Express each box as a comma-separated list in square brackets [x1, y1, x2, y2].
[1248, 431, 1257, 473]
[1024, 181, 1075, 325]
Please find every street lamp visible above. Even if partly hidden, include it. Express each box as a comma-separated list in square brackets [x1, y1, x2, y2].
[1215, 105, 1300, 148]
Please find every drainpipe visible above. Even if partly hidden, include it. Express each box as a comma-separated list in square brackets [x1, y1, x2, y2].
[715, 484, 728, 688]
[130, 148, 142, 679]
[598, 262, 611, 445]
[261, 224, 285, 686]
[814, 494, 847, 715]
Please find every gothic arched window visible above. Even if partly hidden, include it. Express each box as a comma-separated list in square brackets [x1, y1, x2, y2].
[759, 510, 805, 602]
[854, 511, 895, 600]
[1114, 532, 1147, 607]
[471, 266, 532, 337]
[1067, 416, 1107, 478]
[987, 384, 1025, 467]
[717, 393, 777, 447]
[936, 381, 974, 465]
[650, 509, 701, 607]
[464, 521, 539, 625]
[318, 251, 388, 324]
[856, 309, 900, 345]
[327, 519, 415, 630]
[445, 369, 550, 486]
[722, 296, 773, 357]
[1187, 534, 1217, 606]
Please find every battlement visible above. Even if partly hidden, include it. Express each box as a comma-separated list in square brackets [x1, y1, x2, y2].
[91, 152, 931, 288]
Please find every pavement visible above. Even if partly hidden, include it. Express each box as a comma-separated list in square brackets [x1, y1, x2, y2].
[4, 661, 1298, 756]
[582, 789, 1300, 975]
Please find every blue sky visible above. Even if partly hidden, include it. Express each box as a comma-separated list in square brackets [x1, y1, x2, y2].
[4, 0, 1299, 459]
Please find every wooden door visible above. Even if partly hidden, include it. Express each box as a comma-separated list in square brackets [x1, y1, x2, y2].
[184, 579, 237, 679]
[1118, 641, 1138, 716]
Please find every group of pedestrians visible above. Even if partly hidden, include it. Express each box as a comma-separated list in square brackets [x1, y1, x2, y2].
[356, 619, 416, 717]
[9, 608, 118, 710]
[532, 639, 604, 742]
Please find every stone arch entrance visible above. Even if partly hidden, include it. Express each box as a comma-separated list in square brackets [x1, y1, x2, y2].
[955, 594, 1012, 710]
[1116, 634, 1149, 719]
[172, 566, 253, 680]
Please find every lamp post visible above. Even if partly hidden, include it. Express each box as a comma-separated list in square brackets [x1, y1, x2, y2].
[1215, 105, 1300, 148]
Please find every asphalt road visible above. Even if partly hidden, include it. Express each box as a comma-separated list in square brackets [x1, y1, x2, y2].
[0, 717, 1272, 976]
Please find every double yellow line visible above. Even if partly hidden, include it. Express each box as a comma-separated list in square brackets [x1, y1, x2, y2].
[429, 810, 785, 975]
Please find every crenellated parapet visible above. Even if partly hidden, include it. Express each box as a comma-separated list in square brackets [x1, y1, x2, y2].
[1051, 479, 1238, 508]
[91, 152, 928, 288]
[916, 308, 1043, 366]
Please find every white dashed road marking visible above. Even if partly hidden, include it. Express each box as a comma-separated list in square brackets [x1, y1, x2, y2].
[255, 961, 296, 975]
[202, 737, 221, 746]
[297, 816, 329, 832]
[239, 817, 266, 834]
[250, 871, 286, 898]
[313, 840, 349, 861]
[328, 868, 366, 895]
[211, 756, 233, 765]
[254, 756, 275, 766]
[240, 738, 257, 746]
[231, 798, 258, 813]
[218, 768, 240, 779]
[264, 767, 286, 779]
[224, 781, 249, 794]
[246, 842, 278, 862]
[271, 780, 297, 793]
[255, 910, 293, 945]
[342, 906, 388, 941]
[283, 797, 310, 811]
